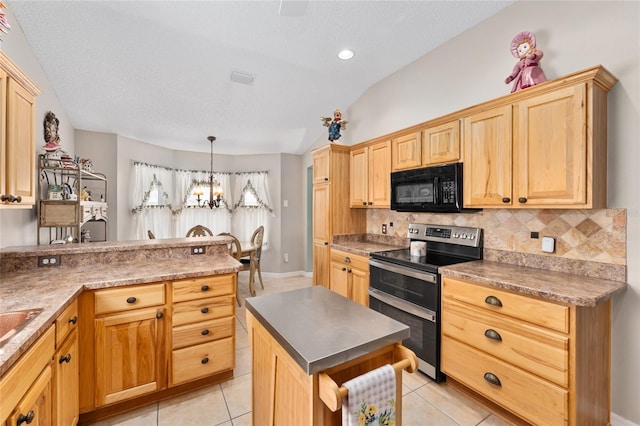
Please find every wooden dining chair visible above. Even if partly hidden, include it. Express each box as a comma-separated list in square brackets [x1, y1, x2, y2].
[147, 230, 156, 239]
[185, 225, 213, 237]
[241, 226, 264, 291]
[218, 232, 242, 306]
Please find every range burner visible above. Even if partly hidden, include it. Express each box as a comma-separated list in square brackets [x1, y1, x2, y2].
[370, 248, 474, 273]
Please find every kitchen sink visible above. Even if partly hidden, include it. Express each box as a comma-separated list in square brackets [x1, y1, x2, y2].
[0, 308, 43, 347]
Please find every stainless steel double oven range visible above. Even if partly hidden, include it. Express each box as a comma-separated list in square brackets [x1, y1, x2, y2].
[368, 224, 483, 381]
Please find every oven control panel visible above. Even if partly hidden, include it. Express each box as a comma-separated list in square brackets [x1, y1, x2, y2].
[408, 223, 482, 247]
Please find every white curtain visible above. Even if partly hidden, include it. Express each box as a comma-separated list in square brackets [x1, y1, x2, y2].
[231, 172, 274, 246]
[131, 162, 174, 240]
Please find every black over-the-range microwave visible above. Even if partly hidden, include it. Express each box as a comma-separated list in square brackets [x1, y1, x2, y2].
[390, 162, 479, 213]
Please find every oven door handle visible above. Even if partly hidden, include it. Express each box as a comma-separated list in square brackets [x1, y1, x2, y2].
[368, 259, 437, 283]
[369, 289, 436, 322]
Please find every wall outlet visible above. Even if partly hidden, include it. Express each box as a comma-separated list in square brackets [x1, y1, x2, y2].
[191, 246, 205, 255]
[38, 255, 61, 267]
[542, 237, 555, 253]
[381, 224, 387, 234]
[284, 253, 289, 263]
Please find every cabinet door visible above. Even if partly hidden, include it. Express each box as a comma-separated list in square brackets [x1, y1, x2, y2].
[463, 106, 513, 207]
[0, 68, 6, 201]
[422, 120, 460, 166]
[312, 147, 330, 184]
[392, 132, 421, 171]
[350, 147, 368, 207]
[515, 84, 587, 206]
[94, 307, 166, 406]
[313, 241, 330, 288]
[329, 261, 349, 299]
[312, 183, 330, 244]
[4, 78, 36, 206]
[350, 267, 369, 307]
[368, 141, 391, 208]
[8, 366, 53, 426]
[55, 330, 79, 426]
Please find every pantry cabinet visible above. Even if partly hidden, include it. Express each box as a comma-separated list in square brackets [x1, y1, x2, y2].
[329, 249, 369, 307]
[0, 51, 41, 208]
[463, 66, 616, 209]
[350, 140, 391, 208]
[311, 145, 365, 288]
[441, 276, 611, 425]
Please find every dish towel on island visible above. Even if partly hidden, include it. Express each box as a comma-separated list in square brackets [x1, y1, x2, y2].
[341, 364, 396, 426]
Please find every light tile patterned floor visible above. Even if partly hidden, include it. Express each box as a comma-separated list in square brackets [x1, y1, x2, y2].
[88, 274, 511, 426]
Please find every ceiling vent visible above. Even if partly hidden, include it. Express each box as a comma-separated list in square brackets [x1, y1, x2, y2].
[230, 70, 255, 86]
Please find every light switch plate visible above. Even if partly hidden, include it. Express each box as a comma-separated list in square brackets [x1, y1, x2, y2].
[542, 237, 555, 253]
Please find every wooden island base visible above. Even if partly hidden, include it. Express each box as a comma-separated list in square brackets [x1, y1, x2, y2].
[247, 311, 415, 426]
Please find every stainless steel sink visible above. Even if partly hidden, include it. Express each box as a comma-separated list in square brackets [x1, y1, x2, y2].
[0, 308, 43, 346]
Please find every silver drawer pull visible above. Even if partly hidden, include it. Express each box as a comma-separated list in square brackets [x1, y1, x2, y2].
[484, 295, 503, 307]
[484, 329, 502, 341]
[483, 372, 502, 387]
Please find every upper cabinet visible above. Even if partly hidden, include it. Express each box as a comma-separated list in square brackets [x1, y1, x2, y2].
[463, 66, 616, 209]
[350, 140, 391, 208]
[391, 132, 421, 171]
[311, 146, 331, 184]
[422, 120, 460, 166]
[0, 52, 41, 208]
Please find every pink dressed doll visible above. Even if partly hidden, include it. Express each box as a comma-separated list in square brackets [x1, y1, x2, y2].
[505, 31, 547, 92]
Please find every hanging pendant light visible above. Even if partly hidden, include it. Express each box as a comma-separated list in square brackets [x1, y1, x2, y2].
[195, 136, 224, 209]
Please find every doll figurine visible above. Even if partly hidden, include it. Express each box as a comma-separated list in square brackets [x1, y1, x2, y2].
[505, 31, 547, 93]
[321, 109, 348, 142]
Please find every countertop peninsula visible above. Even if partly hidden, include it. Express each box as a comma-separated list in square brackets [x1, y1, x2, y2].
[0, 237, 242, 376]
[245, 286, 409, 374]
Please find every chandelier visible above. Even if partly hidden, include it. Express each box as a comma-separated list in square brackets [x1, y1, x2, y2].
[194, 136, 224, 209]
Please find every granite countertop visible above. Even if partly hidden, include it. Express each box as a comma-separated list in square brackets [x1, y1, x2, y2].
[0, 252, 242, 377]
[331, 233, 408, 257]
[245, 286, 409, 375]
[440, 260, 627, 307]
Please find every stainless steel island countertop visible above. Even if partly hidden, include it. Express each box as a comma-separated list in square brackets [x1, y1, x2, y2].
[245, 286, 410, 375]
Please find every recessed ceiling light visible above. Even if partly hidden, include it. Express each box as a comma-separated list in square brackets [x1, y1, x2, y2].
[337, 49, 355, 60]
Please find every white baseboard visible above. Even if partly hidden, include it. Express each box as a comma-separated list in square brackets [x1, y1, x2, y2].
[612, 413, 640, 426]
[259, 271, 309, 279]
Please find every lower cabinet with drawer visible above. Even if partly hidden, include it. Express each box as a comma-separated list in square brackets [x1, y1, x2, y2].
[170, 275, 236, 386]
[329, 249, 370, 307]
[441, 277, 612, 426]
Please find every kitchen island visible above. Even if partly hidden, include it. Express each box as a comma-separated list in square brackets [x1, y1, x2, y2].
[245, 286, 416, 426]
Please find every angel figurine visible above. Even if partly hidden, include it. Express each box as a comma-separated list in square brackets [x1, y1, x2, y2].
[321, 109, 348, 142]
[505, 31, 547, 93]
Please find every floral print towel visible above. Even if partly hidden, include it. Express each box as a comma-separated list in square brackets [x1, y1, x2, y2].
[342, 364, 396, 426]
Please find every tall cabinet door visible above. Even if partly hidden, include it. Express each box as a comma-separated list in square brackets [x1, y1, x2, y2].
[515, 84, 587, 206]
[312, 183, 330, 287]
[463, 106, 513, 207]
[94, 307, 165, 406]
[350, 147, 368, 207]
[368, 140, 391, 208]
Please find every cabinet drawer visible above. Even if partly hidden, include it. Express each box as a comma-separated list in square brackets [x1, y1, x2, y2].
[55, 299, 78, 346]
[442, 299, 569, 387]
[171, 337, 234, 385]
[330, 250, 369, 271]
[95, 283, 165, 315]
[172, 275, 234, 303]
[442, 337, 567, 426]
[442, 278, 569, 333]
[172, 295, 235, 327]
[172, 316, 234, 349]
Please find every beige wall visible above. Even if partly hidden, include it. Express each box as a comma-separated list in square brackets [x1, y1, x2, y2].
[303, 2, 639, 422]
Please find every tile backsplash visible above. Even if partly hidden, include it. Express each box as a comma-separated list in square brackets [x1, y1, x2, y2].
[367, 208, 626, 266]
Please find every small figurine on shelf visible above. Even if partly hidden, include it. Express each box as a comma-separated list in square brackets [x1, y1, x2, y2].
[321, 108, 348, 142]
[80, 186, 92, 201]
[42, 111, 61, 152]
[505, 31, 547, 93]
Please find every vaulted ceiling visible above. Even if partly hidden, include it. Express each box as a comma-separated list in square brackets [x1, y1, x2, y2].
[8, 1, 513, 155]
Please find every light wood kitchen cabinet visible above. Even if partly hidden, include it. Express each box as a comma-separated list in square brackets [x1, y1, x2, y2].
[441, 277, 611, 425]
[0, 51, 41, 208]
[422, 120, 460, 166]
[311, 145, 365, 288]
[463, 66, 616, 209]
[329, 249, 369, 307]
[93, 283, 167, 407]
[350, 140, 391, 208]
[391, 132, 421, 171]
[0, 326, 55, 425]
[54, 300, 79, 426]
[170, 275, 235, 386]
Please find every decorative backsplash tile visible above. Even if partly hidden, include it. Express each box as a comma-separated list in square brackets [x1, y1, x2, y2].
[367, 208, 627, 266]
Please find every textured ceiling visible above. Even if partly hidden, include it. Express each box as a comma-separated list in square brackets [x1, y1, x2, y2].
[8, 1, 513, 155]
